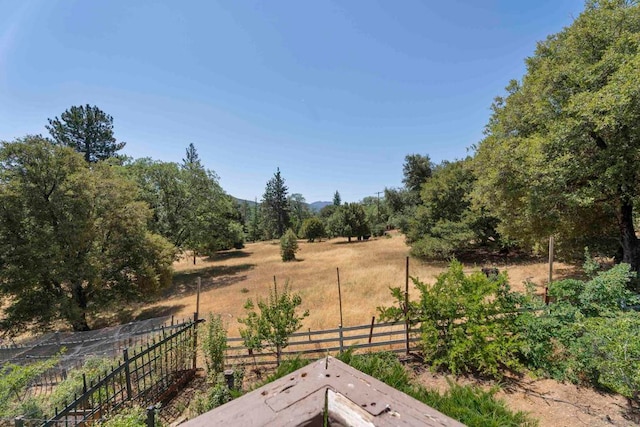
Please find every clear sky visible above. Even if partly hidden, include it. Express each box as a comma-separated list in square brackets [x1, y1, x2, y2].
[0, 0, 585, 203]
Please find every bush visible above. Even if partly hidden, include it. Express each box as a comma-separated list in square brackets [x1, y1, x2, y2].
[201, 313, 227, 376]
[379, 261, 524, 378]
[0, 356, 58, 417]
[279, 228, 298, 261]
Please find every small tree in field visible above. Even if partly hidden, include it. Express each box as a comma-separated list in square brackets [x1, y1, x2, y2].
[201, 313, 227, 376]
[238, 281, 309, 366]
[280, 228, 299, 261]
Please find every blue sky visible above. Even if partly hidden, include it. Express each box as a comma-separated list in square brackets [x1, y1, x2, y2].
[0, 0, 585, 202]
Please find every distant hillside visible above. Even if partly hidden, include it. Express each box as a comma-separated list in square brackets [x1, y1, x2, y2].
[309, 201, 331, 212]
[232, 197, 331, 213]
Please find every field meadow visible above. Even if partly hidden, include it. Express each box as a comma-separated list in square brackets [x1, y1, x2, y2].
[126, 230, 574, 337]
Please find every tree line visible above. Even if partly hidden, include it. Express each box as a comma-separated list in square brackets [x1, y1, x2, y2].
[392, 1, 640, 278]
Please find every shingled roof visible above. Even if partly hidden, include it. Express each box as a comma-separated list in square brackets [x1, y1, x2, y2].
[182, 356, 465, 426]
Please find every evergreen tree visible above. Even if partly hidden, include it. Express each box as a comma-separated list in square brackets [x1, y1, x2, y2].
[46, 104, 125, 163]
[261, 168, 291, 239]
[333, 190, 342, 206]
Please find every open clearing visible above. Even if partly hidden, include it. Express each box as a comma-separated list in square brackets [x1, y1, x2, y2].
[109, 231, 637, 426]
[130, 230, 575, 336]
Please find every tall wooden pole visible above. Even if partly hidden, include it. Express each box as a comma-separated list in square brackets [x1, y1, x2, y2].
[337, 268, 343, 328]
[405, 256, 410, 356]
[196, 277, 201, 318]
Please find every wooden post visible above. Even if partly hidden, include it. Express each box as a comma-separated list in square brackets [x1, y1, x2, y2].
[196, 277, 201, 319]
[548, 236, 554, 285]
[14, 416, 24, 427]
[368, 316, 375, 344]
[338, 325, 344, 354]
[404, 256, 410, 356]
[336, 268, 343, 329]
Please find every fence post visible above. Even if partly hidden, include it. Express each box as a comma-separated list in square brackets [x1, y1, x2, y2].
[14, 416, 24, 427]
[368, 316, 375, 344]
[224, 369, 235, 390]
[192, 312, 199, 370]
[404, 256, 410, 356]
[338, 325, 344, 354]
[146, 406, 155, 427]
[123, 348, 133, 400]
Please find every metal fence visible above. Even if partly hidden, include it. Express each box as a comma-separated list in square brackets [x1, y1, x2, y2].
[35, 316, 200, 427]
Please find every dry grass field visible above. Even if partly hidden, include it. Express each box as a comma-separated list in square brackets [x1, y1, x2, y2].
[127, 230, 576, 337]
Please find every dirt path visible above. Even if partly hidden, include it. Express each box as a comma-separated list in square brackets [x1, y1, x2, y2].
[415, 369, 638, 426]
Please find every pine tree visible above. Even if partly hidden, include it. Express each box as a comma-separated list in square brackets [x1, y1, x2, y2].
[46, 104, 125, 163]
[261, 168, 291, 239]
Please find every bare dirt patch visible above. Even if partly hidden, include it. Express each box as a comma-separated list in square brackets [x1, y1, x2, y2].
[415, 368, 638, 427]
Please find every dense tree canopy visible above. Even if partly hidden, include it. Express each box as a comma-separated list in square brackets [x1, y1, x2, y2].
[128, 145, 243, 258]
[475, 0, 640, 265]
[46, 104, 125, 163]
[0, 136, 174, 334]
[402, 154, 433, 197]
[328, 202, 370, 242]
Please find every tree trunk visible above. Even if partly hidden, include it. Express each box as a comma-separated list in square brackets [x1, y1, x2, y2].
[618, 198, 640, 272]
[71, 282, 90, 331]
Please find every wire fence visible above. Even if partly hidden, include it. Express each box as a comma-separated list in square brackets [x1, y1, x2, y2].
[3, 317, 200, 427]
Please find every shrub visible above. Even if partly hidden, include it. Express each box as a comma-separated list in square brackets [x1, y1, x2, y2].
[279, 228, 298, 261]
[0, 356, 58, 418]
[201, 313, 227, 376]
[379, 261, 524, 378]
[238, 281, 309, 365]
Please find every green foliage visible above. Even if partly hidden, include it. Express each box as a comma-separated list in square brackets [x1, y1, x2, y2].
[406, 158, 499, 259]
[0, 136, 175, 333]
[287, 193, 311, 235]
[201, 313, 228, 376]
[515, 261, 640, 402]
[47, 356, 121, 415]
[46, 104, 126, 163]
[402, 153, 433, 196]
[332, 190, 341, 207]
[279, 229, 299, 262]
[0, 356, 59, 417]
[128, 146, 242, 257]
[475, 0, 640, 267]
[238, 281, 309, 365]
[571, 313, 640, 400]
[261, 168, 291, 239]
[337, 351, 536, 427]
[379, 261, 524, 378]
[299, 217, 325, 242]
[99, 405, 160, 427]
[327, 202, 370, 242]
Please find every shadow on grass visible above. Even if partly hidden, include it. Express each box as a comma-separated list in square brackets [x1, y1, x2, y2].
[134, 304, 187, 321]
[205, 249, 252, 261]
[332, 239, 373, 245]
[162, 263, 255, 299]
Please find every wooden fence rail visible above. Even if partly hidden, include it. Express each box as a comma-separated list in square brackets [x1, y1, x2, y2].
[224, 321, 421, 368]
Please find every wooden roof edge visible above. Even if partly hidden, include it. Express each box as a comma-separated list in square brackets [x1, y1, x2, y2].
[180, 356, 466, 426]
